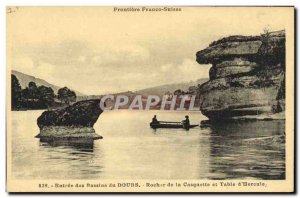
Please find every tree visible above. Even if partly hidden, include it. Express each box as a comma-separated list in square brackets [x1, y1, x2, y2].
[28, 81, 37, 89]
[37, 85, 55, 106]
[26, 81, 39, 99]
[174, 89, 184, 96]
[11, 74, 22, 109]
[57, 87, 76, 105]
[11, 76, 57, 110]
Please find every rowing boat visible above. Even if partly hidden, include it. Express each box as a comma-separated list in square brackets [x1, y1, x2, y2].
[150, 121, 198, 129]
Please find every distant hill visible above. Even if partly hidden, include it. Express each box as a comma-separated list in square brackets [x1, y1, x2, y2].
[135, 78, 208, 97]
[77, 78, 208, 101]
[11, 70, 85, 96]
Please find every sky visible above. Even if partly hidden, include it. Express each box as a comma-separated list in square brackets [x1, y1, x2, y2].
[7, 7, 290, 95]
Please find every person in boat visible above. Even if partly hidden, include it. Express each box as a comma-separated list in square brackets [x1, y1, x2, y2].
[152, 115, 159, 124]
[182, 115, 190, 129]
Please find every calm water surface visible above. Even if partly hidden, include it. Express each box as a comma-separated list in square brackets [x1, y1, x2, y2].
[11, 110, 285, 180]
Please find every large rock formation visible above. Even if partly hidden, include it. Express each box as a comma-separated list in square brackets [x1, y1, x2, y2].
[196, 30, 285, 120]
[36, 99, 103, 140]
[37, 99, 103, 128]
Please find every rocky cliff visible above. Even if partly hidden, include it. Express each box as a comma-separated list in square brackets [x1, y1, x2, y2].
[196, 30, 285, 120]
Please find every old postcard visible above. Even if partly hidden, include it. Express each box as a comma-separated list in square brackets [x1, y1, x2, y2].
[6, 6, 294, 192]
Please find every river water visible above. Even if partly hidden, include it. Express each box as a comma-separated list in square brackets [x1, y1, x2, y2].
[11, 110, 285, 180]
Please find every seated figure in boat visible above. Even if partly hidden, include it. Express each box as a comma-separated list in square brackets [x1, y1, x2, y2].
[152, 115, 159, 124]
[182, 115, 190, 129]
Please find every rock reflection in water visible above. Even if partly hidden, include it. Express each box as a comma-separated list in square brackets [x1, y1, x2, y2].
[39, 138, 95, 151]
[36, 136, 103, 179]
[203, 120, 285, 180]
[33, 127, 104, 179]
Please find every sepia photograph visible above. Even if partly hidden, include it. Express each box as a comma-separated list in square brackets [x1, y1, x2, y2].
[6, 6, 294, 193]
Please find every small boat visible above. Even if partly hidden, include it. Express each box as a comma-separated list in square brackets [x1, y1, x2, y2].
[150, 121, 198, 129]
